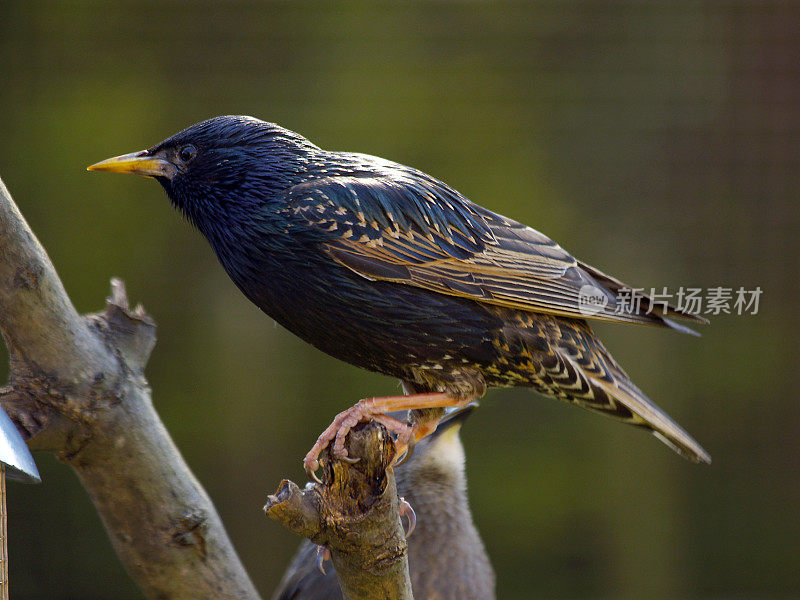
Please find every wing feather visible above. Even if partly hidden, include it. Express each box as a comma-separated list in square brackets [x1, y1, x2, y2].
[282, 172, 705, 330]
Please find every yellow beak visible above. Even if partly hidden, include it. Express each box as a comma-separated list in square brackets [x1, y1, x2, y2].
[87, 150, 176, 179]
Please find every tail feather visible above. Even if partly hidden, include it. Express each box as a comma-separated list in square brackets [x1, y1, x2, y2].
[524, 315, 711, 464]
[588, 375, 711, 464]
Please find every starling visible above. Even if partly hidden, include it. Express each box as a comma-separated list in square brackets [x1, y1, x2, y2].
[88, 115, 711, 478]
[272, 405, 495, 600]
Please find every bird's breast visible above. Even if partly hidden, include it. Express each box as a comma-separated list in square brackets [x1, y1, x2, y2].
[212, 237, 501, 386]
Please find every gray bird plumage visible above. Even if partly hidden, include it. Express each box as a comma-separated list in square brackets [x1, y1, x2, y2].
[272, 405, 495, 600]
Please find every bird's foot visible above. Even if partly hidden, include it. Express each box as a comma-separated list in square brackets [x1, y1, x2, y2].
[303, 392, 454, 483]
[316, 545, 331, 575]
[399, 496, 416, 537]
[303, 401, 415, 483]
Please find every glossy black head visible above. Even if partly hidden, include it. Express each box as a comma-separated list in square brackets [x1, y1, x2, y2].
[88, 115, 320, 231]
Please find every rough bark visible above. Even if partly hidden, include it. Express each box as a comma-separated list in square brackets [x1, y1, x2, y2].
[0, 176, 260, 599]
[0, 176, 413, 599]
[265, 422, 414, 600]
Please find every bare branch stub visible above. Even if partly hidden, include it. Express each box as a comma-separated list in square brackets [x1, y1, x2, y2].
[265, 422, 414, 600]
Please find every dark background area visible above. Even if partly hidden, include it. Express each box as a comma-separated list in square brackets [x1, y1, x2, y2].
[1, 2, 798, 599]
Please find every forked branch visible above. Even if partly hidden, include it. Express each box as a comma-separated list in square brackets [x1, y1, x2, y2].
[0, 176, 413, 600]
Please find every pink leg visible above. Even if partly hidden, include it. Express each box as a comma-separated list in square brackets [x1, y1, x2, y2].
[303, 392, 467, 481]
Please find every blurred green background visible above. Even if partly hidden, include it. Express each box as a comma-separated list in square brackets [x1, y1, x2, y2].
[1, 2, 798, 599]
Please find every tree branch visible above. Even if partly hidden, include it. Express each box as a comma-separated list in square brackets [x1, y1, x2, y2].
[0, 180, 114, 383]
[265, 422, 413, 600]
[0, 177, 260, 600]
[0, 176, 416, 600]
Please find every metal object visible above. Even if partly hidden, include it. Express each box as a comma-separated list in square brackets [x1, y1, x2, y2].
[0, 406, 41, 598]
[0, 410, 39, 484]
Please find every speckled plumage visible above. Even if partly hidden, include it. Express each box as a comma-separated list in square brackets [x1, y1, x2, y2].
[89, 115, 710, 464]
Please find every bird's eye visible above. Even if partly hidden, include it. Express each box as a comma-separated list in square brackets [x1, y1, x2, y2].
[178, 145, 197, 163]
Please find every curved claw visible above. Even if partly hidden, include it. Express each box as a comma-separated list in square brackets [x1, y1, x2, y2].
[316, 545, 331, 575]
[337, 454, 361, 465]
[399, 497, 416, 538]
[304, 459, 324, 485]
[394, 435, 416, 467]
